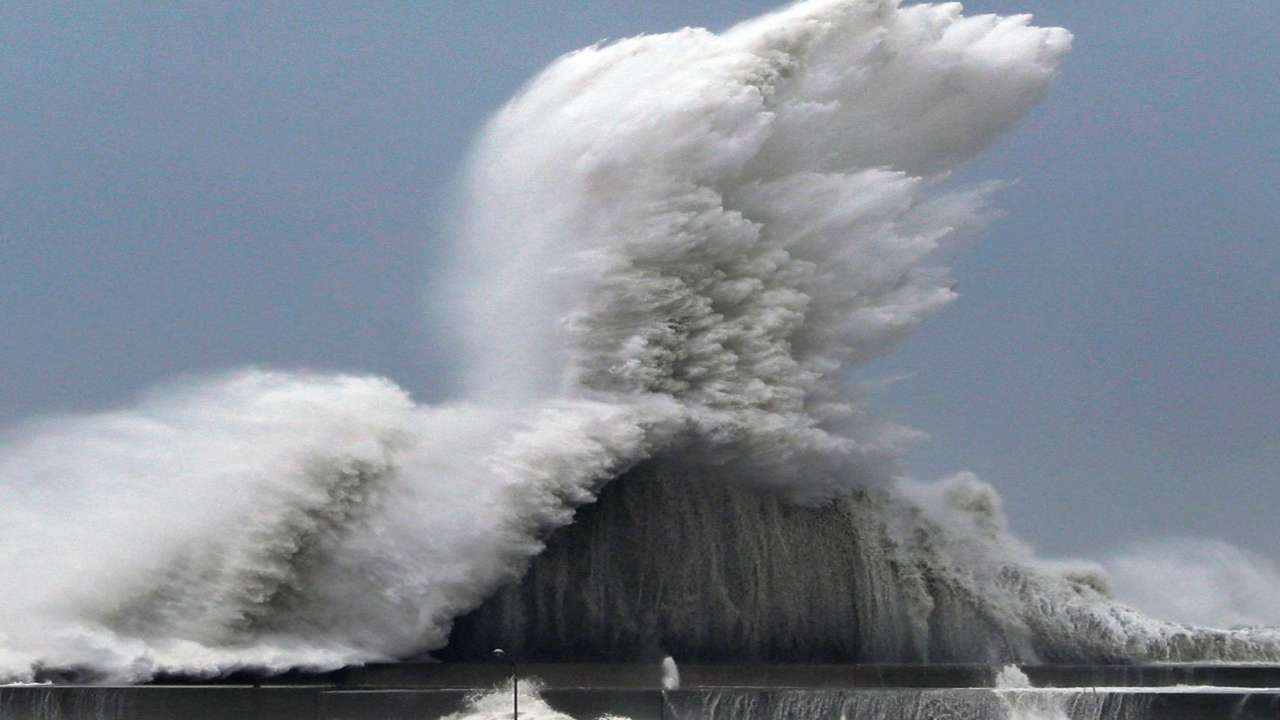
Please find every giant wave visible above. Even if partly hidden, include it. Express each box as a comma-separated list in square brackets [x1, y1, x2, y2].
[1, 0, 1276, 683]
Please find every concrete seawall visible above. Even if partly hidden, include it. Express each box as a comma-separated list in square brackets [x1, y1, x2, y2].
[165, 661, 1280, 689]
[3, 664, 1279, 719]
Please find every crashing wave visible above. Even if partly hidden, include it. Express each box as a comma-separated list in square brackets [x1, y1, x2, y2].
[442, 464, 1280, 664]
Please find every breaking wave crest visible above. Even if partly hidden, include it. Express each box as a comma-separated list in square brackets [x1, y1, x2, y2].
[1, 0, 1275, 681]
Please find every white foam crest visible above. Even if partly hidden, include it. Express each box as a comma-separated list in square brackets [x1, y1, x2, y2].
[893, 473, 1280, 663]
[1106, 538, 1280, 630]
[996, 664, 1033, 689]
[443, 679, 628, 720]
[0, 371, 683, 680]
[448, 0, 1068, 491]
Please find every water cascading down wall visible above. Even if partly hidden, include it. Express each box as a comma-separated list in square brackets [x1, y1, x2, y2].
[446, 461, 1007, 662]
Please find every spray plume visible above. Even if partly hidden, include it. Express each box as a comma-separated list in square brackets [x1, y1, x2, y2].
[1, 0, 1275, 682]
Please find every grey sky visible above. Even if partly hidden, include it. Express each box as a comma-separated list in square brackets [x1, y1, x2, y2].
[2, 2, 1276, 561]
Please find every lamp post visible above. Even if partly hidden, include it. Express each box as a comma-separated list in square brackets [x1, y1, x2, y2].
[492, 648, 517, 719]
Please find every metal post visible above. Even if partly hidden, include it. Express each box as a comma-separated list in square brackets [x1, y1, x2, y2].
[492, 648, 517, 719]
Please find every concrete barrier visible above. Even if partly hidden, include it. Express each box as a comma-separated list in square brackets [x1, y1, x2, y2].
[5, 664, 1280, 719]
[221, 661, 1280, 690]
[0, 686, 317, 720]
[5, 686, 1280, 720]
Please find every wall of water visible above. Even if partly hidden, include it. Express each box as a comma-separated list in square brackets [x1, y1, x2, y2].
[443, 462, 1280, 666]
[446, 462, 1045, 663]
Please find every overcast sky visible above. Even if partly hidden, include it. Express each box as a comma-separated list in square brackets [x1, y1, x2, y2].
[2, 1, 1276, 562]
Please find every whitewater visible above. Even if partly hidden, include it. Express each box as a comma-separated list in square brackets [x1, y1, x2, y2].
[1, 0, 1277, 683]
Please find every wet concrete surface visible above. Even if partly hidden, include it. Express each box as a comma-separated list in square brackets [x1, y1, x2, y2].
[3, 664, 1279, 719]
